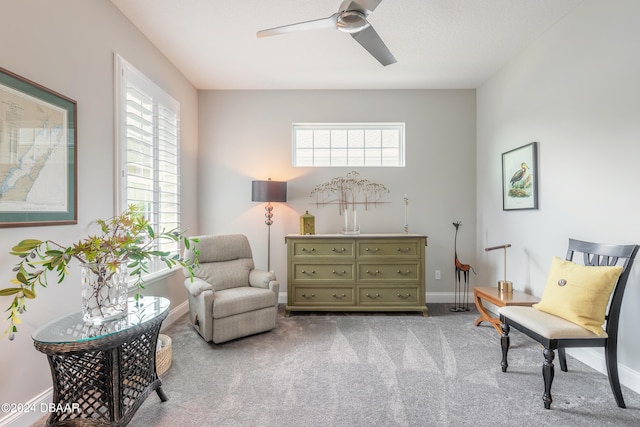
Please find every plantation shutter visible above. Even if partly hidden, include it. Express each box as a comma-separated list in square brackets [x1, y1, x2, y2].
[116, 54, 182, 276]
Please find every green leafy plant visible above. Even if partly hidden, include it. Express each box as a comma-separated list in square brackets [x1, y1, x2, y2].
[0, 205, 199, 340]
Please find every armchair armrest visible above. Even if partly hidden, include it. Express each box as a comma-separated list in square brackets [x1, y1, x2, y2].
[249, 269, 276, 289]
[183, 277, 215, 341]
[184, 277, 214, 297]
[269, 280, 279, 297]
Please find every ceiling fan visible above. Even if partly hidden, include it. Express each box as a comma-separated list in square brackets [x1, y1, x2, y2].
[256, 0, 396, 66]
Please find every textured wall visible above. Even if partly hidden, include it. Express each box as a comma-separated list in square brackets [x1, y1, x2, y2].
[0, 1, 198, 421]
[477, 0, 640, 393]
[197, 89, 477, 300]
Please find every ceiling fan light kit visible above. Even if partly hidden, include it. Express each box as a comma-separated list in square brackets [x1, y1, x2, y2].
[256, 0, 396, 66]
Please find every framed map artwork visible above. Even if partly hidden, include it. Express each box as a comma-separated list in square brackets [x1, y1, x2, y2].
[0, 67, 77, 227]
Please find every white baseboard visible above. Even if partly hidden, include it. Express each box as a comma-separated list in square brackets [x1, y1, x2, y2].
[426, 291, 464, 303]
[0, 301, 190, 427]
[568, 348, 640, 396]
[0, 388, 52, 427]
[161, 299, 189, 330]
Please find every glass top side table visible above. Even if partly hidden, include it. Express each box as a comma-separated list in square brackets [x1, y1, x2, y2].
[32, 296, 170, 426]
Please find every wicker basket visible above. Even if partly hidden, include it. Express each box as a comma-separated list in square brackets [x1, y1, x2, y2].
[156, 334, 172, 376]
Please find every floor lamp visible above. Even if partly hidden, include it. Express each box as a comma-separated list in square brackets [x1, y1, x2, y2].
[252, 178, 287, 271]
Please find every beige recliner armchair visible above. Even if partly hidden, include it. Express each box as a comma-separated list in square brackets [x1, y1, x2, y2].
[183, 234, 279, 343]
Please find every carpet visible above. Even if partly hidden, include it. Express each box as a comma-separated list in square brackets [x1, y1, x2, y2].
[125, 304, 640, 427]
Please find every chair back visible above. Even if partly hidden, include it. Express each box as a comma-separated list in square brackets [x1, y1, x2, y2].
[185, 234, 255, 291]
[565, 238, 639, 336]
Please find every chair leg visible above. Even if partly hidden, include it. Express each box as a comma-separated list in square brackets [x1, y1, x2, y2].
[605, 341, 626, 408]
[543, 348, 555, 409]
[558, 348, 568, 372]
[501, 322, 510, 373]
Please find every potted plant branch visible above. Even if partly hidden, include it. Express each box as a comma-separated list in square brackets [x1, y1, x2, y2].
[0, 205, 199, 340]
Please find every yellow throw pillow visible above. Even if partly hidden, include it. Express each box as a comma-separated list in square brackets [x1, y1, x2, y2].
[533, 256, 622, 336]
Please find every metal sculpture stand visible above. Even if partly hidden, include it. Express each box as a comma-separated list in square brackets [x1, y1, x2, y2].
[450, 221, 475, 312]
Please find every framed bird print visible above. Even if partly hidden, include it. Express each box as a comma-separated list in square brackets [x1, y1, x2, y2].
[502, 142, 538, 210]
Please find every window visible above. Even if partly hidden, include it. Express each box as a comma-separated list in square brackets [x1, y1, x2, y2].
[115, 54, 182, 280]
[292, 123, 405, 167]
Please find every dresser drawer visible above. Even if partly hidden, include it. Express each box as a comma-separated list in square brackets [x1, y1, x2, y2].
[292, 240, 354, 257]
[357, 240, 421, 258]
[358, 263, 421, 281]
[293, 287, 355, 305]
[358, 287, 420, 305]
[292, 264, 354, 281]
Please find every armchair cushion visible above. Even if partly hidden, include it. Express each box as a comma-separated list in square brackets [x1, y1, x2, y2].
[532, 256, 622, 336]
[213, 287, 277, 319]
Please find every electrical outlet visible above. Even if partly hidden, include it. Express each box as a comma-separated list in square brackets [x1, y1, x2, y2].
[435, 270, 441, 280]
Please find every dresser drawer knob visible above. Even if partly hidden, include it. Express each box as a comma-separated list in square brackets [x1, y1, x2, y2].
[332, 270, 347, 276]
[396, 270, 411, 275]
[301, 293, 315, 299]
[397, 247, 411, 253]
[331, 247, 347, 253]
[301, 247, 316, 252]
[365, 270, 380, 275]
[332, 293, 347, 299]
[365, 293, 381, 299]
[397, 293, 411, 299]
[365, 247, 380, 252]
[301, 270, 316, 274]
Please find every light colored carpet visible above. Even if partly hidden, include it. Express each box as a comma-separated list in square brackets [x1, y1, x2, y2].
[128, 304, 640, 426]
[39, 304, 640, 426]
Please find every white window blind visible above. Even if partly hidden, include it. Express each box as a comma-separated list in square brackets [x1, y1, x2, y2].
[292, 123, 405, 167]
[115, 54, 182, 278]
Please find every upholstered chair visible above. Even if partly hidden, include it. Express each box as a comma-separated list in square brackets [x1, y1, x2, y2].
[183, 234, 279, 344]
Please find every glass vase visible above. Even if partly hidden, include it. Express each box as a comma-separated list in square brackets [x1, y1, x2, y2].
[341, 205, 360, 235]
[81, 263, 128, 324]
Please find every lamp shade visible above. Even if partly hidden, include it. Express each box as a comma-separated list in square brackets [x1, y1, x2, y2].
[252, 180, 287, 202]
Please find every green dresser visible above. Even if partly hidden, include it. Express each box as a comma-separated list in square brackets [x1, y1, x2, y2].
[285, 234, 427, 316]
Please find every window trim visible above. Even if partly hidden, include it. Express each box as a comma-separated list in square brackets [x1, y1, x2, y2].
[114, 54, 182, 287]
[292, 122, 405, 167]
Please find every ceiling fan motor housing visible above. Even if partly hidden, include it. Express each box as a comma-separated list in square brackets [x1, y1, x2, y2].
[257, 0, 396, 66]
[337, 10, 370, 33]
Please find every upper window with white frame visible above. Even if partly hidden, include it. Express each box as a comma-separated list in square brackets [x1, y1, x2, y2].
[292, 123, 405, 167]
[114, 54, 182, 280]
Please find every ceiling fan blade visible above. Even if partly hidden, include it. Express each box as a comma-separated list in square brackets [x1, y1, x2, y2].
[340, 0, 384, 14]
[351, 24, 396, 66]
[257, 13, 338, 38]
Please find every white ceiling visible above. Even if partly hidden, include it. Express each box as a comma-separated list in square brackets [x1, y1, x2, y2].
[110, 0, 583, 90]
